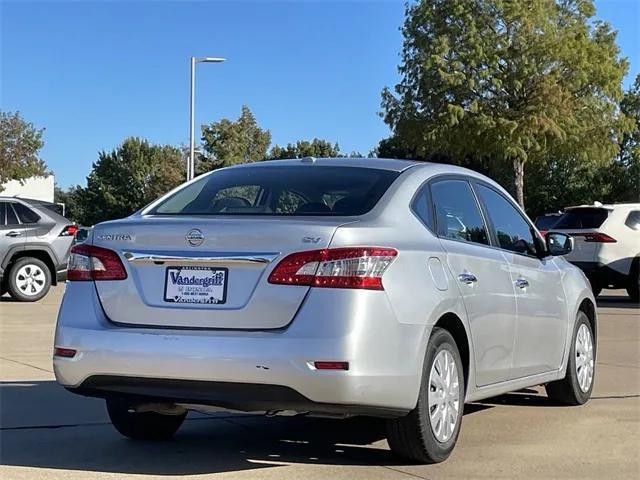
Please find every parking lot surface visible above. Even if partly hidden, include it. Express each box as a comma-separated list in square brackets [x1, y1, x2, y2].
[1, 285, 638, 479]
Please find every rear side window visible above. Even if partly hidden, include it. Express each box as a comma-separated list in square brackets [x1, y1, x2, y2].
[13, 203, 40, 223]
[626, 211, 640, 230]
[151, 166, 399, 216]
[430, 179, 489, 245]
[476, 185, 538, 257]
[411, 185, 434, 231]
[553, 208, 609, 229]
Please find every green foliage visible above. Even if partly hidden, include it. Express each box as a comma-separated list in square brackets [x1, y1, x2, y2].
[267, 138, 340, 160]
[381, 0, 632, 207]
[72, 137, 184, 225]
[199, 105, 271, 173]
[0, 111, 48, 190]
[54, 184, 84, 222]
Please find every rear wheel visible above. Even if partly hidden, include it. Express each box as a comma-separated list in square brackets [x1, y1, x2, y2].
[106, 399, 186, 440]
[7, 257, 51, 302]
[386, 327, 464, 464]
[626, 261, 639, 303]
[587, 276, 602, 298]
[545, 311, 595, 405]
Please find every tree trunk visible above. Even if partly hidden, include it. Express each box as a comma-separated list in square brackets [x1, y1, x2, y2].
[513, 158, 525, 208]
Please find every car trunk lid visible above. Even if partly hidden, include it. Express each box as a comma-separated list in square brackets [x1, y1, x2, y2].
[92, 216, 351, 329]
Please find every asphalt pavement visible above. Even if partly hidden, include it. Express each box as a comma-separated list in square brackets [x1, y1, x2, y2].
[0, 286, 638, 479]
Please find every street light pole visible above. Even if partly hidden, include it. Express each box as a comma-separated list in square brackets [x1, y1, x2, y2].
[188, 56, 226, 181]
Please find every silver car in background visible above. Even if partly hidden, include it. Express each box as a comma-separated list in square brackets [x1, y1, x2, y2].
[1, 197, 76, 301]
[54, 158, 596, 463]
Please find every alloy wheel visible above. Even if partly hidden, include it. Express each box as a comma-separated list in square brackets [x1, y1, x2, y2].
[428, 349, 460, 443]
[15, 264, 46, 296]
[575, 323, 594, 393]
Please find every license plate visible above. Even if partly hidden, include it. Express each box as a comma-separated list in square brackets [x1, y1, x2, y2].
[164, 266, 227, 304]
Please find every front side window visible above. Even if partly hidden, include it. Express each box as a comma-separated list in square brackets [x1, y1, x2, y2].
[0, 202, 6, 226]
[430, 179, 489, 245]
[151, 166, 399, 216]
[476, 184, 538, 257]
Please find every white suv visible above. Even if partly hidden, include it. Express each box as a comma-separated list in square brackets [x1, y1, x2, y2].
[550, 203, 640, 301]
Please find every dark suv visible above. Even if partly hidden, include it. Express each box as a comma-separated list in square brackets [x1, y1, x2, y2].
[0, 197, 76, 301]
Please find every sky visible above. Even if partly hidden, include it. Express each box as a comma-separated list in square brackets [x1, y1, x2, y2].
[1, 0, 638, 189]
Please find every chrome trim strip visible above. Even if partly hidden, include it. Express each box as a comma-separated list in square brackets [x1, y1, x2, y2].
[123, 251, 279, 265]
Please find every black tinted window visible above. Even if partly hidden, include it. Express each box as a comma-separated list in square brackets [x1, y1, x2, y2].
[152, 166, 399, 216]
[534, 215, 561, 230]
[430, 180, 489, 245]
[477, 185, 538, 257]
[626, 211, 640, 230]
[6, 203, 19, 225]
[13, 203, 40, 223]
[553, 208, 609, 229]
[0, 202, 6, 226]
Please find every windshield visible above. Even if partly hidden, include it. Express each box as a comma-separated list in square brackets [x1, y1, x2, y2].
[150, 166, 400, 216]
[553, 208, 609, 229]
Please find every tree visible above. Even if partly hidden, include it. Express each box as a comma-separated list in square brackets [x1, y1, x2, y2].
[610, 74, 640, 202]
[199, 106, 271, 173]
[54, 184, 84, 222]
[267, 138, 340, 159]
[381, 0, 631, 207]
[0, 111, 48, 190]
[73, 137, 184, 225]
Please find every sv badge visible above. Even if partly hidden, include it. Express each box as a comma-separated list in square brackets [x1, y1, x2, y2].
[302, 236, 321, 244]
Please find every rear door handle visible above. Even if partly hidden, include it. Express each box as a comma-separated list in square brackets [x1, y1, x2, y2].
[458, 272, 477, 285]
[6, 231, 22, 237]
[515, 278, 529, 289]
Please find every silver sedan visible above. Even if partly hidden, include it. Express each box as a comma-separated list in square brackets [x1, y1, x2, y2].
[54, 158, 596, 463]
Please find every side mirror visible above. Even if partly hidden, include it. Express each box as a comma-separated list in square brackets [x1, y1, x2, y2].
[546, 232, 574, 256]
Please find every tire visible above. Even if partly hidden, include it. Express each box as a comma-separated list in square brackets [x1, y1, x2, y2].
[106, 399, 186, 441]
[587, 276, 602, 298]
[545, 311, 595, 405]
[6, 257, 51, 302]
[625, 261, 639, 303]
[386, 327, 464, 464]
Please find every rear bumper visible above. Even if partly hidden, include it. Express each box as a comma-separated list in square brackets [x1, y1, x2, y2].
[571, 261, 630, 287]
[54, 282, 426, 415]
[66, 376, 407, 417]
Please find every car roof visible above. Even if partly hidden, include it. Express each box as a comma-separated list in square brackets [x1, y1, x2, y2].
[565, 202, 640, 210]
[227, 157, 423, 172]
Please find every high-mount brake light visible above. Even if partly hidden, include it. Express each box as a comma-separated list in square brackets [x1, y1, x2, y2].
[268, 247, 397, 290]
[67, 244, 127, 281]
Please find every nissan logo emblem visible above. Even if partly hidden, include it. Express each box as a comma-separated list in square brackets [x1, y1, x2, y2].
[185, 228, 205, 246]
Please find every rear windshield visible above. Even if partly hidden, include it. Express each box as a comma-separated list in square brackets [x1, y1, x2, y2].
[150, 166, 400, 216]
[553, 208, 609, 229]
[534, 215, 561, 230]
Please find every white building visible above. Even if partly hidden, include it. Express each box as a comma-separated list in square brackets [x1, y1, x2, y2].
[0, 175, 55, 202]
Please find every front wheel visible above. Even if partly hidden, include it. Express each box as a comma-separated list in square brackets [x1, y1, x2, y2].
[386, 327, 464, 464]
[106, 399, 186, 440]
[545, 311, 595, 405]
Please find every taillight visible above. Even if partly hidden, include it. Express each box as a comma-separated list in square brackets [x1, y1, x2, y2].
[60, 225, 78, 237]
[67, 244, 127, 281]
[268, 247, 397, 290]
[571, 232, 617, 243]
